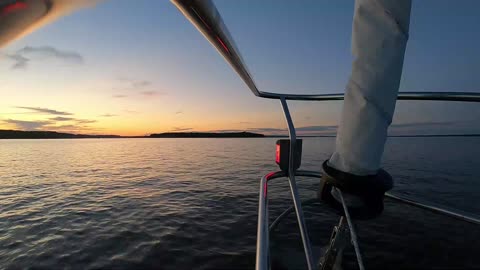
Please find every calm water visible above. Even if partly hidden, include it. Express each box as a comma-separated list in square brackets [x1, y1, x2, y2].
[1, 138, 479, 269]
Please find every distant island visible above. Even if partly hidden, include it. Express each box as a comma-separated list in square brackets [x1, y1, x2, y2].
[0, 130, 121, 139]
[149, 131, 264, 138]
[0, 129, 264, 139]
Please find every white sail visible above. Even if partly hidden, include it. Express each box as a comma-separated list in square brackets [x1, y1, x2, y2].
[329, 0, 412, 175]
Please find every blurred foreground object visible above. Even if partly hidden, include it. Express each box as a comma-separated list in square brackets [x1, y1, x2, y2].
[0, 0, 98, 48]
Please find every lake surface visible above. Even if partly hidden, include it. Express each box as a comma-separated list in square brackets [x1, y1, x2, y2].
[1, 137, 479, 269]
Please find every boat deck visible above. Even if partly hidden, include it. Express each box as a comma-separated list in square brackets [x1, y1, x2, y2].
[270, 197, 480, 269]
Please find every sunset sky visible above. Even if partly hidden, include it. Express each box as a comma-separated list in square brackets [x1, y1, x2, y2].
[1, 0, 479, 136]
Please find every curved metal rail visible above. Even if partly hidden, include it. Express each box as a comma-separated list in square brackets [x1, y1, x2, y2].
[260, 91, 480, 102]
[257, 170, 320, 270]
[258, 170, 480, 270]
[171, 0, 480, 103]
[258, 170, 366, 270]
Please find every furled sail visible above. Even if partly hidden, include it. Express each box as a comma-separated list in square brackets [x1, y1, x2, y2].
[329, 0, 412, 175]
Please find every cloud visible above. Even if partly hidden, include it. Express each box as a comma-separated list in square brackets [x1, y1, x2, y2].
[175, 110, 183, 115]
[47, 116, 96, 125]
[2, 119, 52, 130]
[115, 77, 152, 90]
[132, 80, 151, 88]
[247, 127, 286, 133]
[242, 125, 338, 135]
[171, 127, 193, 132]
[50, 117, 75, 121]
[390, 121, 457, 129]
[19, 46, 83, 63]
[38, 123, 103, 134]
[6, 46, 84, 69]
[112, 77, 159, 98]
[165, 121, 478, 137]
[238, 121, 251, 124]
[208, 129, 245, 133]
[388, 120, 480, 135]
[296, 125, 338, 132]
[50, 124, 80, 129]
[46, 124, 95, 131]
[43, 117, 97, 133]
[242, 122, 478, 136]
[140, 91, 162, 96]
[16, 106, 73, 116]
[99, 114, 117, 117]
[5, 54, 29, 69]
[75, 119, 97, 124]
[242, 122, 477, 136]
[4, 105, 99, 133]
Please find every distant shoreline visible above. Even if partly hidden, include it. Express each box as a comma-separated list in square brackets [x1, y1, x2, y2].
[150, 132, 264, 138]
[1, 129, 480, 139]
[0, 130, 264, 139]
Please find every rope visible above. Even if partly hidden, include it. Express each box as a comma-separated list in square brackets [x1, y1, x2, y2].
[336, 188, 365, 270]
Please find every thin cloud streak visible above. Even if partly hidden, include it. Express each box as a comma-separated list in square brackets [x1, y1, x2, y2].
[2, 117, 98, 133]
[48, 116, 96, 124]
[132, 80, 151, 88]
[140, 91, 162, 96]
[6, 46, 84, 69]
[208, 129, 245, 133]
[115, 77, 152, 90]
[247, 127, 286, 133]
[76, 119, 97, 124]
[50, 117, 75, 121]
[296, 125, 337, 132]
[44, 124, 98, 133]
[19, 46, 83, 63]
[2, 119, 52, 130]
[390, 121, 457, 128]
[15, 106, 73, 116]
[5, 53, 29, 69]
[171, 127, 193, 132]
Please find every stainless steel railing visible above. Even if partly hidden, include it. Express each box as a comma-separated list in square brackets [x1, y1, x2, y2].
[258, 91, 480, 102]
[257, 170, 367, 270]
[256, 170, 320, 270]
[261, 92, 480, 270]
[257, 170, 480, 270]
[172, 0, 480, 104]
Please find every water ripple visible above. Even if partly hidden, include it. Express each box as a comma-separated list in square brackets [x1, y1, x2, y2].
[0, 138, 479, 269]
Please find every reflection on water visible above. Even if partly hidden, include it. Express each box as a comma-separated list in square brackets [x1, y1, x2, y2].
[0, 138, 479, 269]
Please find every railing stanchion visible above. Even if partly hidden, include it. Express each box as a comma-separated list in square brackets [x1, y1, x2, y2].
[280, 97, 316, 270]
